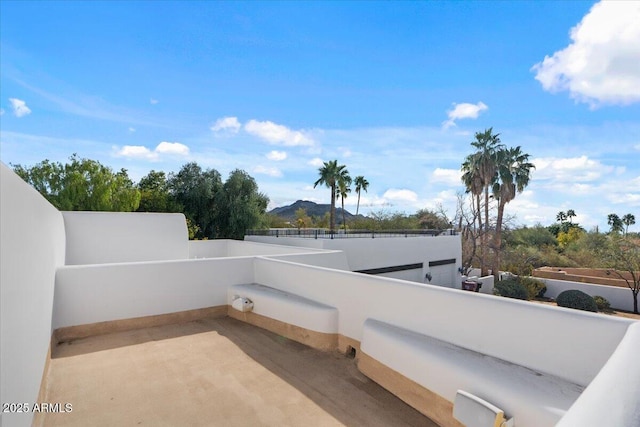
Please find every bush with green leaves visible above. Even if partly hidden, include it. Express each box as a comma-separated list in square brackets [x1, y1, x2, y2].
[593, 295, 611, 312]
[493, 279, 528, 300]
[519, 277, 547, 300]
[556, 290, 598, 312]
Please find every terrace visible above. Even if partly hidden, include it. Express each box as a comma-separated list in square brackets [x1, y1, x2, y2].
[2, 162, 639, 427]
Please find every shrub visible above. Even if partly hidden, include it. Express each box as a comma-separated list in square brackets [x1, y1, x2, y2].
[493, 279, 528, 300]
[556, 290, 598, 312]
[593, 295, 611, 312]
[519, 277, 547, 300]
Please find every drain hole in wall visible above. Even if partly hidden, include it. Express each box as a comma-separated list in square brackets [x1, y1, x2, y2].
[346, 346, 356, 359]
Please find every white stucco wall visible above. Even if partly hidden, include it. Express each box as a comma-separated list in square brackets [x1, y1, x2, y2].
[1, 163, 66, 427]
[253, 257, 633, 387]
[540, 278, 634, 313]
[63, 211, 189, 265]
[53, 257, 254, 329]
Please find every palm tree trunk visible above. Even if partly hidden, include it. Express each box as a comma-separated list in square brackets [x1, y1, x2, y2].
[492, 201, 505, 281]
[476, 194, 483, 275]
[483, 186, 490, 276]
[342, 196, 346, 230]
[356, 191, 361, 216]
[330, 184, 336, 234]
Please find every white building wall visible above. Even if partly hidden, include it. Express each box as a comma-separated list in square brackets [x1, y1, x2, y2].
[63, 211, 189, 265]
[1, 163, 66, 427]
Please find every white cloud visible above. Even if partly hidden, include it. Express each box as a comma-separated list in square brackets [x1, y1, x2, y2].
[155, 141, 190, 156]
[253, 165, 283, 177]
[442, 102, 488, 129]
[115, 141, 190, 161]
[382, 189, 418, 203]
[9, 98, 32, 117]
[150, 98, 159, 105]
[0, 108, 4, 115]
[211, 116, 241, 133]
[245, 119, 314, 146]
[266, 150, 287, 161]
[431, 168, 462, 186]
[533, 155, 611, 182]
[308, 157, 324, 167]
[128, 127, 136, 133]
[634, 143, 640, 151]
[532, 1, 640, 106]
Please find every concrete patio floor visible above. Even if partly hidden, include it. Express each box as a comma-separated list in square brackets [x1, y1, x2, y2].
[39, 317, 436, 426]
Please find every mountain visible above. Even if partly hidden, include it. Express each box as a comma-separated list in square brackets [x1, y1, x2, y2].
[269, 200, 358, 224]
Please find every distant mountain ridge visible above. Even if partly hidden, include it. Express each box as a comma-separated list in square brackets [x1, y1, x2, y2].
[269, 200, 358, 224]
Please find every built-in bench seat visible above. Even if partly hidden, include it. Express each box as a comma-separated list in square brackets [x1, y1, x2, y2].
[228, 283, 339, 350]
[359, 319, 584, 427]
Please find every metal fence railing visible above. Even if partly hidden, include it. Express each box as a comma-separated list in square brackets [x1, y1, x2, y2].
[245, 228, 458, 239]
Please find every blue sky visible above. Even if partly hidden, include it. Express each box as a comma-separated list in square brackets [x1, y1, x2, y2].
[1, 1, 639, 231]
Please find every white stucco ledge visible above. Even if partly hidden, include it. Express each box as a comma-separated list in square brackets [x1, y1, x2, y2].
[360, 318, 584, 427]
[229, 283, 339, 334]
[556, 321, 640, 427]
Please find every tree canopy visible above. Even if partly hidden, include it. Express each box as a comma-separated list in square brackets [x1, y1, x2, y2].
[13, 154, 140, 212]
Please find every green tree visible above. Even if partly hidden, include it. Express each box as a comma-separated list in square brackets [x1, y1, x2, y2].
[336, 174, 352, 230]
[215, 169, 269, 239]
[353, 175, 369, 216]
[415, 208, 450, 230]
[313, 160, 349, 234]
[491, 146, 535, 279]
[137, 170, 177, 213]
[295, 208, 312, 229]
[168, 162, 222, 239]
[13, 154, 140, 211]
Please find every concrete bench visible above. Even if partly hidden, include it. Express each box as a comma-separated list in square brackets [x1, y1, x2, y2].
[228, 283, 339, 350]
[359, 319, 584, 427]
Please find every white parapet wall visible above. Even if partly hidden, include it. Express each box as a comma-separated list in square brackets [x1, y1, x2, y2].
[53, 257, 255, 329]
[253, 257, 633, 388]
[63, 211, 189, 265]
[247, 234, 462, 286]
[1, 163, 67, 427]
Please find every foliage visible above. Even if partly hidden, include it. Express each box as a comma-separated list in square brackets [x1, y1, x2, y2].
[415, 208, 451, 230]
[593, 295, 611, 312]
[557, 227, 585, 249]
[137, 170, 179, 213]
[13, 154, 140, 212]
[493, 278, 528, 300]
[295, 208, 312, 229]
[168, 162, 223, 239]
[556, 290, 598, 313]
[336, 173, 352, 230]
[504, 225, 557, 248]
[215, 169, 269, 240]
[519, 277, 547, 300]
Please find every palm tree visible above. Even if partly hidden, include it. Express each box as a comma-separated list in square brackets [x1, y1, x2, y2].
[314, 160, 349, 234]
[462, 128, 503, 275]
[608, 214, 624, 234]
[566, 209, 576, 224]
[353, 176, 369, 216]
[337, 174, 352, 230]
[462, 153, 484, 268]
[622, 213, 636, 236]
[491, 146, 535, 279]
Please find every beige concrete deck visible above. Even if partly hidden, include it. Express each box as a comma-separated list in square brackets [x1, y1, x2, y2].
[39, 317, 436, 426]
